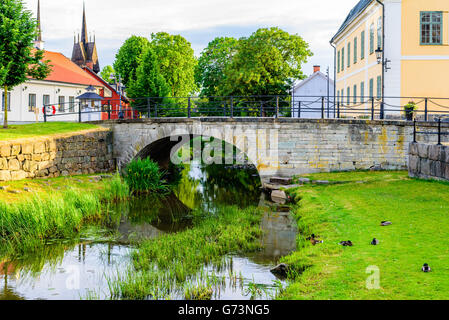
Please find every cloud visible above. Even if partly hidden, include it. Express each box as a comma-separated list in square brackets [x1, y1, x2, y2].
[24, 0, 356, 78]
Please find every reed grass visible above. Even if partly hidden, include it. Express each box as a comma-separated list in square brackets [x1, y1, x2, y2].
[123, 158, 169, 194]
[110, 205, 264, 300]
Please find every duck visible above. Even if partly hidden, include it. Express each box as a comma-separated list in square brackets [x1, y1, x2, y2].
[306, 234, 323, 245]
[422, 264, 431, 273]
[339, 240, 353, 247]
[371, 238, 379, 245]
[380, 221, 392, 226]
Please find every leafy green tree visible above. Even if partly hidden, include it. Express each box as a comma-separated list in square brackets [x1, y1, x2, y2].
[150, 32, 197, 97]
[113, 36, 150, 88]
[195, 37, 238, 97]
[100, 65, 115, 83]
[127, 47, 170, 113]
[0, 0, 52, 128]
[221, 27, 312, 97]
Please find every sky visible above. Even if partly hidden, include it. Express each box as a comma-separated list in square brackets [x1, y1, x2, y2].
[23, 0, 357, 79]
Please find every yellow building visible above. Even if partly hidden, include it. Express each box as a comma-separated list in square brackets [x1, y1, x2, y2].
[331, 0, 449, 119]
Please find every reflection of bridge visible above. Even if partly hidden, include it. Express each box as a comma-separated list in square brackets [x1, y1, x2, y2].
[96, 118, 447, 179]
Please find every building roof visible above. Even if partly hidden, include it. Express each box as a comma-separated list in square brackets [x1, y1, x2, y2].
[293, 71, 334, 91]
[28, 50, 104, 87]
[331, 0, 374, 43]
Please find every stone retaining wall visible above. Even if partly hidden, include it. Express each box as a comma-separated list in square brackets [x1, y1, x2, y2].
[0, 128, 114, 181]
[409, 142, 449, 181]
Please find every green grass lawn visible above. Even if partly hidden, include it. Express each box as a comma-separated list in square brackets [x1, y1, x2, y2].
[0, 122, 99, 141]
[281, 171, 449, 300]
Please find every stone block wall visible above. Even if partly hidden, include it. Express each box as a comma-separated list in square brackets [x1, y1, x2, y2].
[409, 142, 449, 181]
[0, 128, 115, 181]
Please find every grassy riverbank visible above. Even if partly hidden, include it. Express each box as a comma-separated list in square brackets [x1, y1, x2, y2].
[0, 122, 99, 141]
[0, 173, 129, 255]
[280, 171, 449, 300]
[109, 205, 264, 300]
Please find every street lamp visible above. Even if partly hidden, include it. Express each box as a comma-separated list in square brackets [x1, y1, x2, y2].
[375, 47, 391, 72]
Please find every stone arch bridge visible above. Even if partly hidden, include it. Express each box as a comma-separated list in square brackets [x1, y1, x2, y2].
[96, 118, 444, 180]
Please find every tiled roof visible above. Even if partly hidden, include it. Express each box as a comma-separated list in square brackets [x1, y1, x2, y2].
[331, 0, 373, 43]
[29, 50, 104, 87]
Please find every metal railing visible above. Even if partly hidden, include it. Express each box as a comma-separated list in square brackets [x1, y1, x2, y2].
[413, 119, 449, 145]
[42, 95, 449, 122]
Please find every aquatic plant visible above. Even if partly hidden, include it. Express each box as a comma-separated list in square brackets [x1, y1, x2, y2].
[123, 158, 169, 194]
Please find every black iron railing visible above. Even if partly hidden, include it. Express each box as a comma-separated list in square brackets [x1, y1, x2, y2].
[413, 119, 449, 145]
[42, 95, 449, 122]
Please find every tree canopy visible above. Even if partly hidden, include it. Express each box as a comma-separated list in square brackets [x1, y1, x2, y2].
[113, 36, 150, 88]
[100, 65, 115, 84]
[150, 32, 197, 97]
[0, 0, 52, 128]
[195, 37, 238, 97]
[127, 47, 170, 112]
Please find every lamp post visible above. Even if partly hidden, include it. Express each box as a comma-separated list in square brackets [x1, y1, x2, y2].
[110, 73, 123, 115]
[374, 47, 391, 119]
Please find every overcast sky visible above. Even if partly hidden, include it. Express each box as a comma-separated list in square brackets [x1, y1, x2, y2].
[23, 0, 356, 79]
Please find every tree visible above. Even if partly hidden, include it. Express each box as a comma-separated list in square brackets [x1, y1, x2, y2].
[220, 27, 313, 97]
[100, 65, 115, 84]
[127, 47, 170, 114]
[113, 36, 150, 88]
[0, 0, 52, 128]
[195, 37, 238, 97]
[150, 32, 197, 97]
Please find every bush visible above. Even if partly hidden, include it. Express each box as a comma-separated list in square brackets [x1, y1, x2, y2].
[123, 158, 169, 194]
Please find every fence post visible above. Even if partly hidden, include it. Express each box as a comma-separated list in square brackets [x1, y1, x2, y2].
[43, 105, 47, 123]
[147, 98, 151, 118]
[107, 101, 111, 120]
[275, 96, 279, 118]
[155, 102, 158, 118]
[337, 102, 340, 118]
[188, 97, 191, 118]
[230, 97, 234, 118]
[223, 102, 226, 117]
[380, 102, 384, 120]
[371, 97, 375, 120]
[413, 120, 417, 143]
[321, 97, 325, 119]
[424, 98, 428, 122]
[438, 118, 442, 145]
[260, 102, 263, 118]
[78, 102, 82, 122]
[298, 101, 301, 119]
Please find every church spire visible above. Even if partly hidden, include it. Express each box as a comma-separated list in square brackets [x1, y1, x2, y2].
[34, 0, 44, 50]
[81, 1, 88, 44]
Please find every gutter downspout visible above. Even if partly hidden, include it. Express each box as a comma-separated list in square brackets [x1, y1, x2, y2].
[376, 0, 385, 119]
[330, 42, 337, 118]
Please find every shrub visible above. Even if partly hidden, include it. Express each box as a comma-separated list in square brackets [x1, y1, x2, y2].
[123, 158, 169, 194]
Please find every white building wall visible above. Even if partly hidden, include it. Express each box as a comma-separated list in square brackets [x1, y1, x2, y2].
[292, 74, 335, 118]
[384, 0, 402, 114]
[0, 80, 102, 123]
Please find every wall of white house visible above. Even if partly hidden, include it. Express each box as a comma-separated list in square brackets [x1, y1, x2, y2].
[0, 80, 102, 123]
[292, 75, 335, 119]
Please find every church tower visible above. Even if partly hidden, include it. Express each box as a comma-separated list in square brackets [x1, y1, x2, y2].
[34, 0, 45, 50]
[71, 2, 100, 73]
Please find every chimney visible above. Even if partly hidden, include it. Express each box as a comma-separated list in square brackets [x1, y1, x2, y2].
[313, 65, 321, 73]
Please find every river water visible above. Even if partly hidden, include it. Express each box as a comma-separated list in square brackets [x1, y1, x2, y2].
[0, 163, 297, 300]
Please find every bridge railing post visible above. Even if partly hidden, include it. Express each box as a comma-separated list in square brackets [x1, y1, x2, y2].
[438, 118, 442, 145]
[413, 120, 417, 143]
[78, 102, 82, 123]
[275, 96, 279, 118]
[371, 97, 375, 121]
[188, 97, 191, 118]
[424, 98, 428, 122]
[298, 101, 301, 119]
[321, 97, 325, 119]
[107, 100, 111, 120]
[147, 98, 151, 118]
[337, 102, 340, 118]
[230, 97, 234, 118]
[155, 102, 158, 118]
[260, 102, 263, 118]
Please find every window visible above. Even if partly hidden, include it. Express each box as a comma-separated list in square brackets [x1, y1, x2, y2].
[370, 23, 375, 54]
[347, 42, 351, 67]
[360, 81, 365, 100]
[337, 51, 340, 73]
[361, 31, 365, 59]
[1, 92, 11, 111]
[69, 96, 75, 113]
[377, 76, 382, 99]
[58, 96, 65, 112]
[341, 48, 345, 71]
[347, 87, 350, 105]
[377, 17, 382, 49]
[353, 84, 357, 104]
[43, 94, 50, 107]
[28, 94, 36, 112]
[369, 78, 374, 98]
[421, 11, 442, 45]
[354, 37, 358, 64]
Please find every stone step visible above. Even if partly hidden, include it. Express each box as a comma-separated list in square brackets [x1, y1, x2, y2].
[269, 177, 293, 185]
